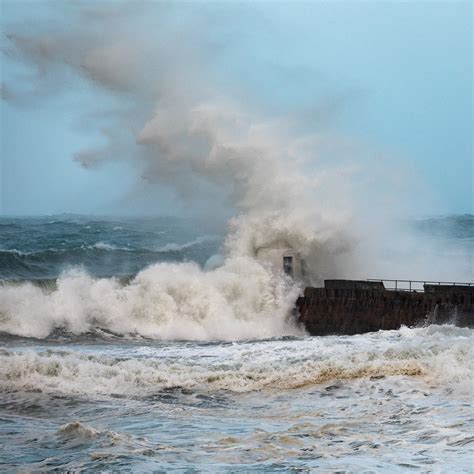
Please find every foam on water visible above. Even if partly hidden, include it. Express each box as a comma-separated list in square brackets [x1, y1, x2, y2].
[1, 325, 472, 397]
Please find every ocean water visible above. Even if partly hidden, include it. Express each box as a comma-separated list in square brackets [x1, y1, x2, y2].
[0, 216, 221, 281]
[1, 215, 473, 471]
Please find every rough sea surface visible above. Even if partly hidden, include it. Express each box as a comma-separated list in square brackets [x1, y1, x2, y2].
[0, 215, 473, 471]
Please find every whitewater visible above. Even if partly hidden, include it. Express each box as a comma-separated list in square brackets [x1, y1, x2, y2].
[2, 1, 472, 470]
[0, 215, 473, 471]
[1, 325, 473, 471]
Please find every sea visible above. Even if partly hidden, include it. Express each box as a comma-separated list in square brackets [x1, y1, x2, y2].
[0, 215, 473, 471]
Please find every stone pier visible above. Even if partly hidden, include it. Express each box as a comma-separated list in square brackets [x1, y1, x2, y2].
[296, 280, 474, 336]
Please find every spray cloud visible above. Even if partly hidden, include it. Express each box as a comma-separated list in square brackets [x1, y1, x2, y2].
[1, 2, 470, 340]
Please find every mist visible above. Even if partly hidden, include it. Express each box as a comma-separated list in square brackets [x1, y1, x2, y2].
[1, 1, 472, 285]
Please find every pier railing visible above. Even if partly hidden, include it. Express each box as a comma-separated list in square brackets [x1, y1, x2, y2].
[366, 279, 473, 293]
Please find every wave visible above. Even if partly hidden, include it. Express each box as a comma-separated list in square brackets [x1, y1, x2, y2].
[1, 325, 471, 397]
[155, 235, 219, 252]
[0, 236, 220, 280]
[88, 242, 121, 251]
[0, 236, 216, 256]
[0, 259, 301, 340]
[58, 421, 101, 440]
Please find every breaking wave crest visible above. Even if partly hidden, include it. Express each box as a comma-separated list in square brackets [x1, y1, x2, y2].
[58, 421, 101, 440]
[0, 258, 302, 340]
[1, 325, 471, 396]
[155, 235, 218, 252]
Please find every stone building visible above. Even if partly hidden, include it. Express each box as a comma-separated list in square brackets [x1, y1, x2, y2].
[256, 243, 304, 282]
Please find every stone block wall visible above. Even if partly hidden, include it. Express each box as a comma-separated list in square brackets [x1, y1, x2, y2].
[296, 283, 474, 336]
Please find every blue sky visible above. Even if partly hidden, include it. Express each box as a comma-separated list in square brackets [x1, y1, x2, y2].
[1, 0, 472, 216]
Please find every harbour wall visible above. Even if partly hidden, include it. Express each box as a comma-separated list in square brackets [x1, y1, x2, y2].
[296, 280, 474, 336]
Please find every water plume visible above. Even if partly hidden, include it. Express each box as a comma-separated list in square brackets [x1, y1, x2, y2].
[1, 2, 470, 340]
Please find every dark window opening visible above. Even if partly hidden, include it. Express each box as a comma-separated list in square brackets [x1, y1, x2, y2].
[283, 256, 293, 276]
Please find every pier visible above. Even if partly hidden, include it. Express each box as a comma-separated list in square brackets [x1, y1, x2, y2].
[296, 279, 474, 336]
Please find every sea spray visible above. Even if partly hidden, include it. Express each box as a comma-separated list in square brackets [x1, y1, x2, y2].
[0, 100, 359, 339]
[5, 3, 359, 278]
[0, 259, 302, 340]
[2, 3, 472, 341]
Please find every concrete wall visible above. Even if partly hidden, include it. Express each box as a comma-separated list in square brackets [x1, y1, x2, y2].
[296, 283, 474, 336]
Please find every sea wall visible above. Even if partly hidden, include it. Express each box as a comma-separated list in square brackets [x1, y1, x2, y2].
[296, 280, 474, 336]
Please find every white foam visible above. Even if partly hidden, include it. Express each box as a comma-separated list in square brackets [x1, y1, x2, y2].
[58, 421, 100, 439]
[0, 258, 302, 340]
[1, 325, 471, 397]
[155, 235, 218, 252]
[90, 242, 118, 251]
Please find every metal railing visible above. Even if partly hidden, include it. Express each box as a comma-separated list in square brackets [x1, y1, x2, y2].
[367, 279, 473, 293]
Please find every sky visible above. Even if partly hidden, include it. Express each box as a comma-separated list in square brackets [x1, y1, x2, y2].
[0, 0, 472, 217]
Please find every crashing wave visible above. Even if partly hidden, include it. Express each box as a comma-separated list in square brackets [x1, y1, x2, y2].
[1, 325, 471, 396]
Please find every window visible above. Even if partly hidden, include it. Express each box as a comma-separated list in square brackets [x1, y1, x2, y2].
[283, 256, 293, 276]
